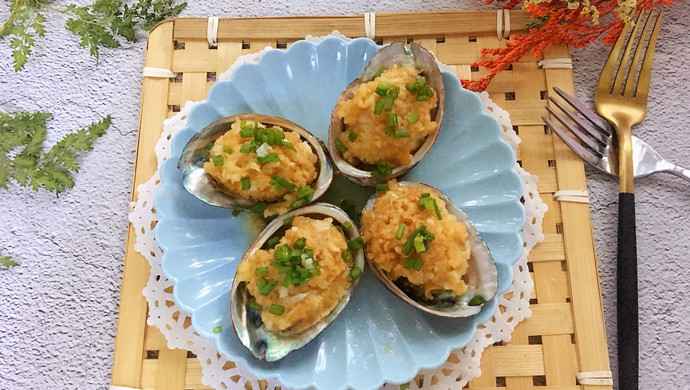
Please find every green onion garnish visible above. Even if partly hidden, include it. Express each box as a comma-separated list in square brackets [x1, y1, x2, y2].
[394, 129, 410, 138]
[268, 304, 285, 316]
[347, 129, 357, 142]
[239, 127, 255, 138]
[423, 197, 434, 211]
[290, 198, 308, 209]
[240, 142, 256, 153]
[213, 326, 222, 333]
[251, 202, 266, 215]
[211, 155, 224, 166]
[282, 140, 295, 150]
[335, 138, 347, 153]
[395, 224, 405, 240]
[274, 245, 290, 262]
[371, 160, 392, 180]
[373, 100, 384, 115]
[381, 95, 394, 111]
[387, 113, 398, 127]
[297, 186, 315, 200]
[248, 302, 263, 311]
[373, 66, 387, 78]
[342, 221, 352, 230]
[404, 256, 423, 271]
[432, 198, 442, 220]
[347, 237, 364, 251]
[269, 177, 282, 191]
[257, 153, 279, 164]
[400, 383, 411, 390]
[282, 216, 294, 225]
[231, 209, 240, 217]
[241, 177, 251, 190]
[413, 234, 426, 253]
[468, 295, 485, 306]
[272, 175, 297, 191]
[257, 278, 278, 295]
[375, 183, 389, 192]
[265, 236, 280, 249]
[293, 237, 307, 250]
[341, 249, 353, 264]
[406, 113, 419, 123]
[223, 146, 233, 154]
[375, 82, 394, 96]
[255, 266, 269, 275]
[349, 266, 362, 280]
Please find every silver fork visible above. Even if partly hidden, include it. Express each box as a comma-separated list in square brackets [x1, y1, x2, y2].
[543, 86, 690, 182]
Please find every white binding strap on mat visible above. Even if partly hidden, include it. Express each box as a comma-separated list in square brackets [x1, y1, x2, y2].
[142, 67, 175, 78]
[576, 371, 613, 386]
[207, 16, 219, 48]
[364, 12, 376, 40]
[538, 58, 573, 69]
[497, 9, 510, 40]
[110, 386, 142, 390]
[553, 190, 589, 203]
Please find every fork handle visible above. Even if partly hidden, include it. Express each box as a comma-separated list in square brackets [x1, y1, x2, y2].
[617, 192, 638, 390]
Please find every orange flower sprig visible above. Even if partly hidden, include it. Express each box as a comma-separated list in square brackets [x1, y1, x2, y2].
[462, 0, 675, 91]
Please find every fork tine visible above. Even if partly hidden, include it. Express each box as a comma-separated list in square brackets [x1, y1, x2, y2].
[613, 12, 646, 94]
[545, 105, 606, 155]
[633, 11, 663, 99]
[552, 87, 612, 136]
[598, 20, 630, 95]
[543, 116, 603, 166]
[624, 11, 661, 97]
[548, 96, 609, 146]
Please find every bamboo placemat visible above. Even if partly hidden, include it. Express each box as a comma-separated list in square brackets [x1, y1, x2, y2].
[112, 10, 611, 390]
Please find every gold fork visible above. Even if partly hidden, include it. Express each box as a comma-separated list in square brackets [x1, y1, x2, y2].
[594, 10, 663, 390]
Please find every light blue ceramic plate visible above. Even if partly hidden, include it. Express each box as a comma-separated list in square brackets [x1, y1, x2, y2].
[155, 37, 525, 390]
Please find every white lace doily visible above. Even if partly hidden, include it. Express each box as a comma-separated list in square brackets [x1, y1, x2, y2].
[130, 33, 547, 390]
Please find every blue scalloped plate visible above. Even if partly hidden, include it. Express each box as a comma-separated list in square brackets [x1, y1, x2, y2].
[155, 37, 525, 390]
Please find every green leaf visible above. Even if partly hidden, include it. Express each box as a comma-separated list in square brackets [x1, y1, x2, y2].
[0, 256, 18, 268]
[0, 112, 110, 193]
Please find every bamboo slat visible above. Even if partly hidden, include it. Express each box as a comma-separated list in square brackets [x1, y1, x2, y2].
[113, 11, 612, 390]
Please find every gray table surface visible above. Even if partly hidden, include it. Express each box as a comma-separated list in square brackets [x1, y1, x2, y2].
[1, 1, 688, 389]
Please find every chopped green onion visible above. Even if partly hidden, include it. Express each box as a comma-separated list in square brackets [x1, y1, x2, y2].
[373, 100, 384, 115]
[402, 229, 421, 256]
[381, 95, 394, 111]
[264, 236, 280, 249]
[202, 141, 214, 154]
[241, 177, 251, 190]
[395, 224, 406, 240]
[213, 326, 222, 333]
[394, 129, 410, 138]
[257, 153, 279, 164]
[347, 237, 364, 251]
[349, 265, 363, 280]
[413, 234, 427, 253]
[375, 82, 394, 96]
[404, 256, 423, 271]
[223, 146, 233, 154]
[406, 113, 419, 123]
[400, 383, 411, 390]
[269, 177, 282, 191]
[335, 138, 347, 153]
[373, 66, 387, 78]
[282, 140, 295, 150]
[248, 302, 263, 311]
[268, 304, 285, 316]
[282, 216, 294, 226]
[240, 142, 256, 153]
[342, 221, 353, 230]
[255, 266, 269, 275]
[371, 160, 392, 180]
[274, 244, 290, 262]
[290, 198, 308, 209]
[387, 113, 398, 127]
[251, 202, 266, 215]
[375, 183, 389, 192]
[432, 198, 442, 220]
[347, 129, 357, 142]
[341, 249, 353, 263]
[211, 155, 224, 166]
[297, 186, 315, 200]
[423, 197, 434, 211]
[416, 94, 430, 102]
[468, 295, 485, 306]
[231, 209, 240, 217]
[239, 127, 255, 138]
[272, 175, 297, 191]
[257, 278, 277, 295]
[293, 237, 307, 250]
